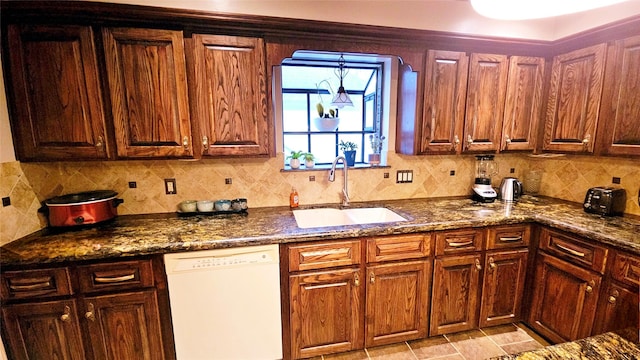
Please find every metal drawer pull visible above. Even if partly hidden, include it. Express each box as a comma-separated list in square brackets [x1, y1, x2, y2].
[555, 243, 586, 258]
[475, 258, 482, 271]
[60, 306, 71, 322]
[448, 240, 474, 247]
[489, 257, 496, 270]
[585, 280, 595, 294]
[85, 303, 96, 322]
[370, 272, 375, 284]
[499, 236, 522, 242]
[94, 274, 135, 283]
[354, 273, 360, 287]
[10, 280, 51, 291]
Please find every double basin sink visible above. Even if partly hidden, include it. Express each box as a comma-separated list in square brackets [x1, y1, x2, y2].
[293, 207, 407, 228]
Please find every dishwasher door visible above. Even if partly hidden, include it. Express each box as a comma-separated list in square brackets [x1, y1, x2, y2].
[164, 244, 282, 360]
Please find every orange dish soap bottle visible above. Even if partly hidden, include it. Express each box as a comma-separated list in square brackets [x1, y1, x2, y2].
[290, 187, 299, 208]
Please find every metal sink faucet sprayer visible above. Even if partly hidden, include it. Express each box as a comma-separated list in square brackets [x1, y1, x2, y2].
[328, 155, 350, 206]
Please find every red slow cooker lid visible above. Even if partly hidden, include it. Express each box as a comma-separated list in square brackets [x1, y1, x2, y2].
[45, 190, 118, 206]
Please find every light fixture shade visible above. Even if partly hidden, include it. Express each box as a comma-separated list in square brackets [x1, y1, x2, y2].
[331, 86, 353, 108]
[470, 0, 628, 20]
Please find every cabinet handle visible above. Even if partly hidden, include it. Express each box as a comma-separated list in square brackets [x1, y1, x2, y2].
[505, 135, 511, 146]
[555, 243, 586, 258]
[183, 136, 190, 150]
[448, 240, 474, 248]
[585, 280, 595, 294]
[467, 134, 474, 148]
[94, 273, 135, 283]
[354, 273, 360, 287]
[370, 272, 375, 284]
[454, 135, 460, 146]
[582, 134, 591, 146]
[9, 280, 51, 291]
[489, 257, 496, 270]
[608, 290, 619, 304]
[499, 236, 522, 242]
[95, 136, 104, 149]
[475, 258, 482, 271]
[85, 303, 96, 322]
[202, 136, 209, 150]
[60, 306, 71, 322]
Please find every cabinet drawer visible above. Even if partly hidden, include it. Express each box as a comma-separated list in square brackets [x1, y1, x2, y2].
[539, 228, 608, 274]
[610, 251, 640, 287]
[366, 234, 431, 263]
[77, 259, 154, 293]
[288, 240, 362, 272]
[1, 267, 72, 300]
[435, 228, 484, 256]
[486, 224, 530, 250]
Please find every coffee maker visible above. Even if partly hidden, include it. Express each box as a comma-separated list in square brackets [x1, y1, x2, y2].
[472, 155, 498, 203]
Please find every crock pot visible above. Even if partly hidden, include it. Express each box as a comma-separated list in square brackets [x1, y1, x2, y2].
[40, 190, 124, 227]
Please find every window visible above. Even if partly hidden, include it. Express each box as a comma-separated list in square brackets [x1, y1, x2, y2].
[281, 54, 384, 166]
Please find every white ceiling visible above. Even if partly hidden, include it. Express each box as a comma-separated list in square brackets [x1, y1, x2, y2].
[89, 0, 640, 40]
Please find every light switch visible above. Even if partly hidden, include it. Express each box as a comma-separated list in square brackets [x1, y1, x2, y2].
[165, 179, 177, 194]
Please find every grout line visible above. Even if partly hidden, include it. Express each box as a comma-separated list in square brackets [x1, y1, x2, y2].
[405, 341, 420, 360]
[443, 334, 466, 359]
[364, 347, 371, 360]
[479, 327, 508, 356]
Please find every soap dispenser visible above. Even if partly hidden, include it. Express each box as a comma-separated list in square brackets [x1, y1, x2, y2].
[290, 187, 299, 208]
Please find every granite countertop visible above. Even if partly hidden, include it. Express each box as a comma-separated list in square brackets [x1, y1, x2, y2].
[2, 196, 639, 266]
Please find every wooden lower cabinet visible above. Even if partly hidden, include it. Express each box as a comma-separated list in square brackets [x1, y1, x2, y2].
[529, 252, 602, 343]
[2, 299, 86, 360]
[365, 260, 430, 347]
[430, 254, 482, 335]
[289, 267, 364, 359]
[479, 249, 528, 328]
[592, 281, 639, 338]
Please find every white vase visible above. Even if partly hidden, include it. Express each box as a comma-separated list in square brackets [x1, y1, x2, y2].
[313, 117, 340, 132]
[305, 159, 315, 168]
[289, 158, 300, 169]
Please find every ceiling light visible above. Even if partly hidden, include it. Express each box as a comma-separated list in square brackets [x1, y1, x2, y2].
[330, 55, 354, 108]
[470, 0, 629, 20]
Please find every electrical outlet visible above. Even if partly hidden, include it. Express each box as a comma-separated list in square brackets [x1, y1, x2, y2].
[510, 168, 515, 174]
[2, 197, 10, 207]
[309, 176, 315, 182]
[384, 172, 389, 179]
[612, 177, 621, 184]
[164, 179, 177, 194]
[450, 170, 456, 176]
[225, 178, 232, 185]
[128, 181, 137, 188]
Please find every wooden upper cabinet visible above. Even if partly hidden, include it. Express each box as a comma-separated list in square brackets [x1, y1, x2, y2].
[596, 35, 640, 156]
[501, 56, 545, 151]
[543, 43, 606, 153]
[421, 50, 469, 154]
[102, 27, 193, 158]
[6, 25, 109, 161]
[464, 53, 509, 152]
[189, 34, 270, 156]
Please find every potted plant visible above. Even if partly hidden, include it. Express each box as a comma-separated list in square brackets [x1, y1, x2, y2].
[313, 102, 340, 132]
[286, 150, 303, 169]
[368, 134, 385, 166]
[338, 140, 358, 166]
[302, 152, 315, 168]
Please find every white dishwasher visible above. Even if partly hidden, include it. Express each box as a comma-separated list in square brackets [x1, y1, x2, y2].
[164, 244, 282, 360]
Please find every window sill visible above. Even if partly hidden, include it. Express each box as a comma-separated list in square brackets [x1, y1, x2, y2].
[281, 164, 390, 172]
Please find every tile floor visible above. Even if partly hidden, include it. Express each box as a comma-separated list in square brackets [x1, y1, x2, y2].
[319, 323, 550, 360]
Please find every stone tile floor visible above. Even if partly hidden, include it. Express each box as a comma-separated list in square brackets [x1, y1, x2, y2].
[320, 323, 550, 360]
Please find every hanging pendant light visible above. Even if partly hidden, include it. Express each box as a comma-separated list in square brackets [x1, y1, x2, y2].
[330, 55, 354, 108]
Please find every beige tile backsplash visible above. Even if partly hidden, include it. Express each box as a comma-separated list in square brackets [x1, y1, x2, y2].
[2, 153, 639, 245]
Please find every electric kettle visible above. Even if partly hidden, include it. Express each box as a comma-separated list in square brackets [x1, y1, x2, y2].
[500, 177, 523, 202]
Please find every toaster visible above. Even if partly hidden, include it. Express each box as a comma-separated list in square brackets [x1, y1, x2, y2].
[583, 187, 626, 216]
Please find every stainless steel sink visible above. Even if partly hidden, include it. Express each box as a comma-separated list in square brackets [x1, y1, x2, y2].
[293, 207, 407, 228]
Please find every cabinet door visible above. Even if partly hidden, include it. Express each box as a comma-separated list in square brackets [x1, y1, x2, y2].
[479, 249, 528, 328]
[464, 53, 509, 152]
[102, 27, 193, 158]
[190, 34, 270, 156]
[430, 254, 482, 335]
[2, 299, 86, 360]
[421, 50, 468, 154]
[6, 25, 108, 161]
[290, 267, 364, 359]
[529, 253, 601, 343]
[84, 290, 165, 360]
[366, 260, 430, 347]
[592, 281, 639, 339]
[596, 35, 640, 156]
[501, 56, 545, 151]
[543, 43, 606, 153]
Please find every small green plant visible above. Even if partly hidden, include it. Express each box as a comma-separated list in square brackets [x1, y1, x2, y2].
[286, 150, 304, 160]
[338, 140, 358, 152]
[302, 152, 315, 161]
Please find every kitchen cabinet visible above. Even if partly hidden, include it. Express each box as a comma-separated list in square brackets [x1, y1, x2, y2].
[102, 27, 193, 159]
[365, 235, 431, 347]
[501, 56, 545, 151]
[0, 257, 173, 360]
[419, 50, 469, 154]
[464, 53, 509, 152]
[595, 35, 640, 156]
[189, 34, 271, 156]
[5, 24, 109, 161]
[543, 43, 607, 153]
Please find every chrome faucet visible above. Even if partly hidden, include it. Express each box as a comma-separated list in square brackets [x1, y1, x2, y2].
[328, 155, 350, 206]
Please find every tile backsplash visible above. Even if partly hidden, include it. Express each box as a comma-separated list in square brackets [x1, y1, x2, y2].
[2, 153, 639, 245]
